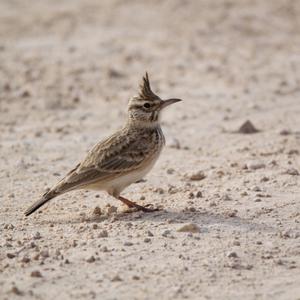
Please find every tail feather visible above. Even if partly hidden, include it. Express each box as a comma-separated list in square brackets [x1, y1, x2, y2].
[24, 190, 57, 216]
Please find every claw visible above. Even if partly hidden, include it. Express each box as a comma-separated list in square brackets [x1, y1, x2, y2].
[118, 196, 159, 213]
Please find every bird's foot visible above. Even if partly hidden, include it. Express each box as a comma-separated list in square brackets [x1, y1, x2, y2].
[118, 196, 159, 213]
[144, 203, 160, 212]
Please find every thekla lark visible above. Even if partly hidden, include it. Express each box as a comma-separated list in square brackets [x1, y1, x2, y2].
[25, 73, 181, 216]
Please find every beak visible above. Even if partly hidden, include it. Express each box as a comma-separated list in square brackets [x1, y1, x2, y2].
[160, 98, 182, 110]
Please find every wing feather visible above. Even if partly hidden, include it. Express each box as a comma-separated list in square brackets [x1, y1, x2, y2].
[53, 128, 158, 193]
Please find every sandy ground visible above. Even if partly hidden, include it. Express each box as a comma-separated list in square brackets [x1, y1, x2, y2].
[1, 0, 300, 299]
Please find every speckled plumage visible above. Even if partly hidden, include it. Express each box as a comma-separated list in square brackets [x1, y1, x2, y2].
[25, 73, 181, 216]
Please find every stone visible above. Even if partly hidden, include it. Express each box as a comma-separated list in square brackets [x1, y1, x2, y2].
[40, 250, 49, 258]
[237, 120, 259, 134]
[31, 270, 42, 278]
[33, 232, 41, 240]
[107, 205, 118, 215]
[162, 230, 171, 237]
[111, 275, 122, 282]
[11, 286, 23, 295]
[196, 191, 203, 198]
[7, 253, 16, 259]
[168, 137, 181, 149]
[93, 206, 102, 216]
[189, 171, 206, 181]
[98, 230, 108, 238]
[285, 168, 299, 176]
[177, 223, 200, 233]
[227, 251, 238, 258]
[279, 129, 291, 135]
[86, 256, 95, 263]
[167, 168, 175, 174]
[124, 241, 133, 246]
[246, 161, 266, 170]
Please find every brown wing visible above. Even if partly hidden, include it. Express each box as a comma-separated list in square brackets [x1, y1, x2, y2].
[52, 128, 158, 194]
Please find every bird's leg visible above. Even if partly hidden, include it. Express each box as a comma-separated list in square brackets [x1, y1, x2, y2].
[118, 196, 158, 213]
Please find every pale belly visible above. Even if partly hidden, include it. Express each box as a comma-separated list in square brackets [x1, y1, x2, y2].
[86, 155, 159, 196]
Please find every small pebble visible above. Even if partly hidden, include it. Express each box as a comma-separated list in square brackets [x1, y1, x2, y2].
[222, 194, 232, 201]
[40, 250, 49, 258]
[21, 90, 31, 97]
[237, 120, 259, 134]
[33, 254, 40, 261]
[155, 188, 164, 194]
[188, 206, 196, 212]
[189, 171, 206, 181]
[168, 137, 181, 149]
[124, 241, 133, 246]
[167, 168, 175, 174]
[225, 210, 237, 217]
[188, 192, 194, 199]
[279, 129, 291, 136]
[252, 186, 261, 192]
[98, 230, 108, 238]
[7, 253, 16, 259]
[227, 251, 238, 258]
[177, 223, 200, 233]
[196, 191, 203, 198]
[285, 168, 299, 176]
[288, 149, 299, 155]
[162, 230, 171, 237]
[101, 246, 108, 252]
[111, 275, 122, 282]
[107, 206, 118, 214]
[107, 68, 124, 78]
[21, 256, 30, 263]
[168, 185, 179, 194]
[246, 161, 266, 170]
[11, 286, 23, 296]
[260, 176, 269, 182]
[4, 224, 14, 229]
[93, 206, 102, 216]
[33, 232, 41, 240]
[31, 270, 42, 278]
[86, 256, 95, 263]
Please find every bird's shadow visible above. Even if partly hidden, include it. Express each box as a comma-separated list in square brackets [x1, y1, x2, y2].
[41, 208, 275, 233]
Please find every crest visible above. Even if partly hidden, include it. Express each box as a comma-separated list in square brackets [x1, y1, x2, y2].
[138, 72, 159, 101]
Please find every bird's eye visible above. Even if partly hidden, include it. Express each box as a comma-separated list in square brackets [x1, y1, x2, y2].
[143, 102, 151, 109]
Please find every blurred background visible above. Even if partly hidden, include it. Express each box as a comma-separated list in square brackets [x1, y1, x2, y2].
[1, 0, 300, 205]
[1, 0, 300, 116]
[1, 0, 300, 146]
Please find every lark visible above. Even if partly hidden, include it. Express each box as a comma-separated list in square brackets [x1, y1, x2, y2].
[25, 73, 181, 216]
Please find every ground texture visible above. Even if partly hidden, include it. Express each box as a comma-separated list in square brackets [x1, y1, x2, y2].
[0, 1, 300, 299]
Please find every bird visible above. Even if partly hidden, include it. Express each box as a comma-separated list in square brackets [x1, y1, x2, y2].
[25, 73, 182, 216]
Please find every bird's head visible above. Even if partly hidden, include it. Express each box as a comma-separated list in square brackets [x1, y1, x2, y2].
[127, 73, 182, 127]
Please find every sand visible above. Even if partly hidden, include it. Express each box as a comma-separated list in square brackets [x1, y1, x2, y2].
[0, 0, 300, 299]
